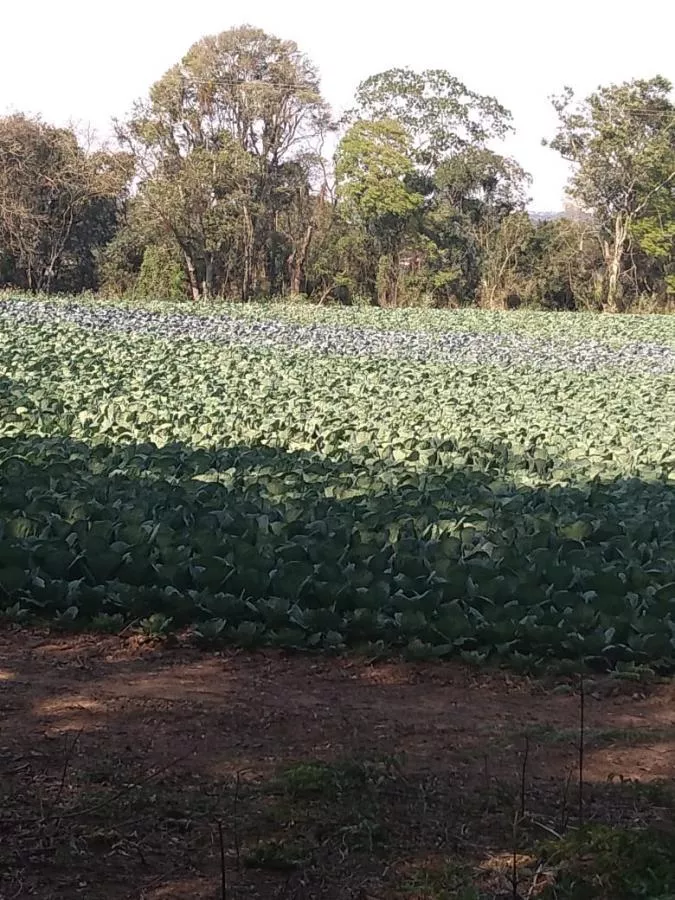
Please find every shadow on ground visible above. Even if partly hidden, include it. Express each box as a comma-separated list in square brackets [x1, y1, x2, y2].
[1, 630, 674, 899]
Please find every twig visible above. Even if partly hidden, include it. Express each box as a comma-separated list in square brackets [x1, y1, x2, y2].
[234, 771, 241, 870]
[559, 766, 574, 834]
[511, 811, 520, 900]
[578, 673, 585, 827]
[529, 818, 563, 840]
[3, 749, 195, 825]
[134, 841, 148, 867]
[45, 727, 83, 820]
[482, 752, 491, 812]
[520, 735, 530, 820]
[526, 862, 545, 899]
[218, 820, 227, 900]
[118, 617, 141, 637]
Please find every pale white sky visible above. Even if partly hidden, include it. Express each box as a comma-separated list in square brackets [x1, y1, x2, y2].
[2, 0, 673, 209]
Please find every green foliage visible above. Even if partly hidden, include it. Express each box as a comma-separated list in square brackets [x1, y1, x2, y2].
[399, 861, 480, 899]
[0, 114, 128, 294]
[243, 838, 309, 871]
[336, 119, 423, 305]
[1, 309, 675, 668]
[348, 67, 513, 167]
[631, 216, 675, 261]
[139, 613, 174, 637]
[548, 77, 675, 309]
[136, 245, 188, 302]
[90, 612, 125, 633]
[278, 759, 389, 800]
[97, 222, 145, 298]
[336, 120, 422, 225]
[541, 825, 675, 899]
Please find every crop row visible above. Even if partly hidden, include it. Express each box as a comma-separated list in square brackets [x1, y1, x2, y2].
[4, 291, 675, 348]
[2, 299, 675, 373]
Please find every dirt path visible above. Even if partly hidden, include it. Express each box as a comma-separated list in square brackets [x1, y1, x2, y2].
[1, 628, 674, 899]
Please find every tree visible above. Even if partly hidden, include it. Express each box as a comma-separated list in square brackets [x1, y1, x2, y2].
[0, 115, 128, 292]
[132, 141, 254, 300]
[118, 25, 331, 300]
[548, 77, 675, 310]
[335, 68, 517, 307]
[432, 148, 531, 306]
[335, 119, 423, 306]
[347, 68, 513, 170]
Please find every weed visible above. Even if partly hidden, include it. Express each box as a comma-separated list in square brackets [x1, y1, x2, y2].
[139, 612, 174, 637]
[277, 757, 396, 801]
[90, 612, 125, 634]
[243, 838, 311, 871]
[541, 824, 675, 899]
[397, 859, 480, 899]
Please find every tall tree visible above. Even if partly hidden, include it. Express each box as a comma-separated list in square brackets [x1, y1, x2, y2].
[119, 25, 331, 299]
[548, 76, 675, 310]
[336, 68, 517, 306]
[335, 119, 423, 306]
[0, 115, 127, 292]
[132, 141, 254, 300]
[433, 148, 531, 305]
[347, 68, 513, 170]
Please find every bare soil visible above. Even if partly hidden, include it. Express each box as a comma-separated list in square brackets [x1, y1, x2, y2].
[1, 627, 674, 899]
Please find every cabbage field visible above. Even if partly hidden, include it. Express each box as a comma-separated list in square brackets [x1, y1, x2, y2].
[1, 296, 675, 670]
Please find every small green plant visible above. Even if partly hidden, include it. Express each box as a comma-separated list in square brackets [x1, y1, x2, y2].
[0, 601, 30, 623]
[398, 860, 480, 899]
[192, 617, 227, 645]
[279, 761, 348, 799]
[336, 815, 387, 852]
[541, 825, 675, 899]
[243, 838, 310, 871]
[91, 612, 125, 634]
[139, 613, 174, 637]
[53, 605, 80, 630]
[278, 758, 394, 801]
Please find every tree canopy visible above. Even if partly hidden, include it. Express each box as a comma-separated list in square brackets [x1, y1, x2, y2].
[548, 76, 675, 309]
[0, 26, 673, 311]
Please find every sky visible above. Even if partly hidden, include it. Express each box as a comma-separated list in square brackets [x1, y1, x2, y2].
[2, 0, 673, 210]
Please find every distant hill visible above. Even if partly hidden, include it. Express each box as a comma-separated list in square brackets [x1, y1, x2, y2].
[528, 210, 566, 222]
[529, 205, 595, 224]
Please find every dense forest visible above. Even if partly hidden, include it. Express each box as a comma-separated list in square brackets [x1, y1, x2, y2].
[1, 25, 674, 311]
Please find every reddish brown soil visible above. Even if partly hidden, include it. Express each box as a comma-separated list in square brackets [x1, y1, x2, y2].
[1, 628, 674, 899]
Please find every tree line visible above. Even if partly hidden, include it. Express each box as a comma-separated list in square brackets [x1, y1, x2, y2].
[1, 25, 674, 311]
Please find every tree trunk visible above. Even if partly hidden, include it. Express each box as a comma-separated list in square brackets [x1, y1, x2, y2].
[42, 266, 55, 295]
[604, 213, 629, 312]
[268, 228, 279, 296]
[242, 206, 254, 301]
[289, 224, 313, 295]
[391, 248, 401, 307]
[203, 253, 214, 300]
[376, 252, 399, 308]
[182, 250, 201, 301]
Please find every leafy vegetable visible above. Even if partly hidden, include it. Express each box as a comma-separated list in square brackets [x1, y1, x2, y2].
[0, 303, 674, 669]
